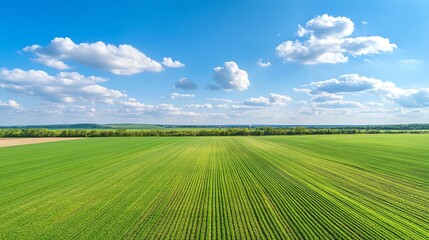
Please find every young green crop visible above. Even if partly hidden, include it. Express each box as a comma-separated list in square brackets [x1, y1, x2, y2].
[0, 135, 428, 239]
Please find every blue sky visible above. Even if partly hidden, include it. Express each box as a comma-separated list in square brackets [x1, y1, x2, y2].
[1, 0, 429, 125]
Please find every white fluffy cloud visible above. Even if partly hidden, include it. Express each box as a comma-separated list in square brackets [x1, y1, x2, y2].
[269, 93, 292, 106]
[298, 73, 429, 109]
[0, 68, 126, 104]
[216, 104, 229, 109]
[116, 98, 202, 118]
[244, 93, 292, 106]
[185, 103, 213, 109]
[33, 56, 70, 70]
[212, 61, 250, 91]
[256, 59, 271, 67]
[162, 57, 185, 68]
[206, 97, 233, 103]
[315, 100, 364, 109]
[46, 104, 96, 116]
[297, 14, 354, 39]
[0, 99, 20, 110]
[117, 98, 177, 112]
[390, 88, 429, 108]
[169, 92, 195, 99]
[174, 77, 198, 90]
[308, 74, 393, 94]
[23, 37, 163, 75]
[276, 14, 397, 64]
[244, 96, 270, 106]
[311, 93, 343, 102]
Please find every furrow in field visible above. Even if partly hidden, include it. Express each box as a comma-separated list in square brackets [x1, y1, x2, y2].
[242, 136, 429, 239]
[1, 135, 428, 239]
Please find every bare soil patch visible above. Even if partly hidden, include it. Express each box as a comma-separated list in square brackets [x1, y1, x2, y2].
[0, 138, 81, 148]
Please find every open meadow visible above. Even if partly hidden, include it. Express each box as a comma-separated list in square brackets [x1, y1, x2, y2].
[0, 135, 428, 239]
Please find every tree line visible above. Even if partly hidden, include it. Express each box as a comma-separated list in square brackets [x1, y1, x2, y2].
[0, 127, 427, 137]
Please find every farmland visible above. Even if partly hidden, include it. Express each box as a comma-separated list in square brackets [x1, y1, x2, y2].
[0, 138, 80, 148]
[0, 135, 428, 239]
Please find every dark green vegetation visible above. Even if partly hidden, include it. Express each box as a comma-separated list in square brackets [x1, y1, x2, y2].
[1, 123, 428, 137]
[1, 126, 428, 137]
[1, 135, 428, 239]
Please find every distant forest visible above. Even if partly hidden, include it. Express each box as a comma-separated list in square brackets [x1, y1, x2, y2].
[0, 126, 428, 137]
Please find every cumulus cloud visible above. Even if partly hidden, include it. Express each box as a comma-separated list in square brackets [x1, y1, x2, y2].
[116, 98, 145, 108]
[169, 92, 195, 99]
[256, 59, 271, 67]
[390, 88, 429, 108]
[315, 100, 364, 109]
[307, 74, 393, 94]
[23, 37, 163, 75]
[276, 14, 397, 64]
[293, 88, 311, 94]
[297, 14, 354, 39]
[117, 98, 177, 112]
[174, 77, 198, 90]
[244, 93, 292, 106]
[216, 104, 229, 109]
[231, 105, 261, 110]
[0, 68, 126, 104]
[185, 103, 213, 109]
[33, 56, 70, 70]
[116, 98, 202, 118]
[162, 57, 185, 68]
[244, 96, 270, 106]
[0, 99, 20, 110]
[269, 93, 293, 106]
[298, 73, 429, 109]
[312, 93, 343, 102]
[206, 97, 233, 103]
[46, 104, 96, 116]
[168, 111, 202, 117]
[212, 61, 250, 91]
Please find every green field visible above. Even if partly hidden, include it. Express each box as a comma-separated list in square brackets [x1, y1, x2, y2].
[1, 135, 428, 239]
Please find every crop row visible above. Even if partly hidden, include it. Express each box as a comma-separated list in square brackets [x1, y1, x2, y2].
[0, 135, 428, 239]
